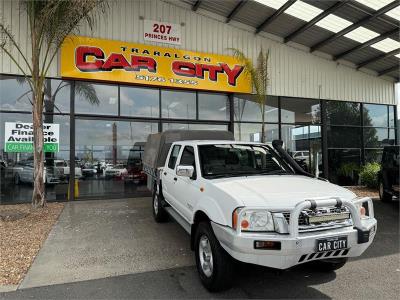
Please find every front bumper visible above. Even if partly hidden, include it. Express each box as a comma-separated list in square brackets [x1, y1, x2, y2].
[212, 197, 377, 270]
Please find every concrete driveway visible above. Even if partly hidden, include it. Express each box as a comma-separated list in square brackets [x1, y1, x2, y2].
[2, 198, 398, 299]
[19, 198, 193, 289]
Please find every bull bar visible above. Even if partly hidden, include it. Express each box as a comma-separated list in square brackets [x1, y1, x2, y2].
[236, 196, 374, 243]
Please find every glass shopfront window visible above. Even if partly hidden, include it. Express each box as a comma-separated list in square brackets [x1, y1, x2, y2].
[0, 75, 32, 111]
[281, 124, 322, 174]
[2, 73, 400, 204]
[365, 149, 383, 163]
[0, 112, 71, 204]
[328, 149, 361, 185]
[364, 128, 394, 148]
[75, 82, 118, 115]
[363, 104, 389, 127]
[327, 126, 361, 148]
[234, 95, 279, 123]
[234, 123, 278, 142]
[281, 97, 320, 124]
[162, 123, 228, 131]
[326, 101, 361, 126]
[75, 119, 158, 199]
[161, 89, 196, 119]
[389, 106, 396, 127]
[44, 79, 72, 113]
[120, 86, 159, 118]
[198, 92, 230, 121]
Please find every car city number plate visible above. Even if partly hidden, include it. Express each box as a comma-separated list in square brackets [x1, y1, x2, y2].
[316, 236, 348, 252]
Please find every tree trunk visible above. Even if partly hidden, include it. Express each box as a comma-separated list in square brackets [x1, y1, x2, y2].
[32, 90, 45, 208]
[261, 97, 266, 143]
[31, 28, 46, 208]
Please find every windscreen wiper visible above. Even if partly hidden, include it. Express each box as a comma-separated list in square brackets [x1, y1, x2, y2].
[258, 170, 291, 175]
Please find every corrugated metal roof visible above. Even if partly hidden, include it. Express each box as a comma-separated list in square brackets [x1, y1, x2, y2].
[182, 0, 399, 81]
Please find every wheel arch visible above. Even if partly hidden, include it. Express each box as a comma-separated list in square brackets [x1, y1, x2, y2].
[191, 210, 210, 250]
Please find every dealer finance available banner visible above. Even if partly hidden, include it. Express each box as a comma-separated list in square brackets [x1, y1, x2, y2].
[4, 122, 60, 153]
[61, 35, 251, 93]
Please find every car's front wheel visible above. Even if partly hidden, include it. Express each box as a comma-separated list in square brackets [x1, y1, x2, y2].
[379, 181, 392, 202]
[313, 258, 347, 272]
[152, 188, 168, 222]
[194, 222, 233, 292]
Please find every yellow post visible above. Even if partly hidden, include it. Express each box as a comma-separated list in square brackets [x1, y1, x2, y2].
[67, 179, 79, 200]
[74, 179, 79, 198]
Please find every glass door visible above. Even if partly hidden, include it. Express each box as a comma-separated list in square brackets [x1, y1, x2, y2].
[74, 119, 158, 199]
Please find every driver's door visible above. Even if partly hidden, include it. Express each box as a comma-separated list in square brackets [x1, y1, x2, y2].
[174, 146, 200, 221]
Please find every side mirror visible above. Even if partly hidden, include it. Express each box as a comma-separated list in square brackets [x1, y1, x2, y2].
[176, 165, 194, 178]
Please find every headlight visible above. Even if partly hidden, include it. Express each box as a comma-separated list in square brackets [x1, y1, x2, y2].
[354, 198, 373, 219]
[233, 208, 274, 232]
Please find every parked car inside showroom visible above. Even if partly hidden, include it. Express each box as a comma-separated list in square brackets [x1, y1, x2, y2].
[105, 164, 128, 179]
[13, 160, 61, 185]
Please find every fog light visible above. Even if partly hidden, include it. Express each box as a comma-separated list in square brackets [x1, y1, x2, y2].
[254, 241, 281, 250]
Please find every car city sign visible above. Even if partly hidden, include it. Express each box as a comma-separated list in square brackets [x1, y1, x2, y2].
[4, 122, 60, 153]
[61, 36, 251, 93]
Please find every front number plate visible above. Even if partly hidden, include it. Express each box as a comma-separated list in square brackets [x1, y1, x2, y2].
[316, 236, 348, 252]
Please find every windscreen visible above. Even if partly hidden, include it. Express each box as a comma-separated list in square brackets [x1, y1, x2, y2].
[198, 144, 293, 179]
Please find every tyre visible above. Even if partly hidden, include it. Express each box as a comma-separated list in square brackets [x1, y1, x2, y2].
[379, 181, 392, 202]
[312, 258, 347, 272]
[194, 222, 233, 292]
[152, 188, 168, 222]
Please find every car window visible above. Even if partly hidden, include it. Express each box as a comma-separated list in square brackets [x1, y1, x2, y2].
[168, 145, 181, 170]
[198, 144, 291, 178]
[179, 146, 197, 179]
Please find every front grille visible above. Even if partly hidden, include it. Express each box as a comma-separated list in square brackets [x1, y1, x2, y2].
[282, 207, 352, 232]
[283, 212, 307, 225]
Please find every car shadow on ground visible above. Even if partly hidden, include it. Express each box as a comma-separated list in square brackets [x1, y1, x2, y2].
[0, 264, 336, 299]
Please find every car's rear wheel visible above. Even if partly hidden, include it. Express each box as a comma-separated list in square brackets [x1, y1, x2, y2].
[152, 188, 168, 222]
[194, 222, 233, 292]
[379, 181, 392, 202]
[313, 258, 347, 272]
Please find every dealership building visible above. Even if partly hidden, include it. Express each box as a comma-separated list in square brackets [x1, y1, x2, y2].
[0, 0, 398, 204]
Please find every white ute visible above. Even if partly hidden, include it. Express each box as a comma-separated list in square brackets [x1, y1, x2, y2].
[143, 130, 377, 292]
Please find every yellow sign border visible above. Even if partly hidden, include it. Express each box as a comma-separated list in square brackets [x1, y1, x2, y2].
[61, 36, 251, 93]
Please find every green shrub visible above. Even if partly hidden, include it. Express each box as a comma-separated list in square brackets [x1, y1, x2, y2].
[359, 162, 381, 189]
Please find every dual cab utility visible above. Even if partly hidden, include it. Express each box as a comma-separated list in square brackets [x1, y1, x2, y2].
[143, 130, 377, 292]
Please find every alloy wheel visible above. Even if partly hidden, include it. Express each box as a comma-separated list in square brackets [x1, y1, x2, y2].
[199, 235, 213, 278]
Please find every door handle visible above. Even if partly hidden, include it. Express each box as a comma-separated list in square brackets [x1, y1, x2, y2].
[173, 177, 177, 181]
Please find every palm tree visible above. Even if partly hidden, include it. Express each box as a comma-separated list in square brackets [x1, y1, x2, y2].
[0, 0, 108, 208]
[229, 48, 270, 143]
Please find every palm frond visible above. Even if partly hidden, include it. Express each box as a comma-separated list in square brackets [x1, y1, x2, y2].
[75, 82, 100, 106]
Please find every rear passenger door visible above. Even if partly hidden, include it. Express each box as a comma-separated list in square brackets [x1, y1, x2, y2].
[174, 146, 199, 221]
[162, 144, 181, 207]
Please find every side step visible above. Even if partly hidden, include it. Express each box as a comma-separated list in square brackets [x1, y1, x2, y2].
[164, 207, 191, 234]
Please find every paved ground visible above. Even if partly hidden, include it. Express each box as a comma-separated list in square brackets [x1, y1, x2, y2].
[1, 198, 399, 299]
[19, 198, 193, 289]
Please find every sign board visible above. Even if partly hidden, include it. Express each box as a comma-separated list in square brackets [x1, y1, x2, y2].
[144, 20, 181, 45]
[4, 122, 60, 153]
[61, 36, 251, 93]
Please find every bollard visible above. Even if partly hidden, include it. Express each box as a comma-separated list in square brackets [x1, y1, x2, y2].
[67, 178, 80, 200]
[74, 178, 79, 198]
